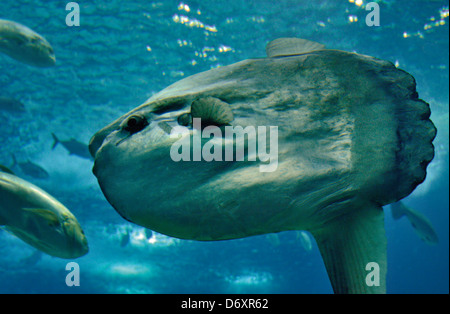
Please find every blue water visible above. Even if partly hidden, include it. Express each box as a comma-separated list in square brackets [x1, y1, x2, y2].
[0, 0, 448, 294]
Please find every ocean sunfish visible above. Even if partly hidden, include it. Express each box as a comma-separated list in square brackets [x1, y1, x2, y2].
[0, 166, 88, 259]
[51, 133, 93, 161]
[391, 201, 438, 245]
[0, 19, 55, 67]
[89, 38, 436, 293]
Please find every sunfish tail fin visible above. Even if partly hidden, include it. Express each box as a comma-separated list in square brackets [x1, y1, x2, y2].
[390, 201, 407, 220]
[311, 204, 387, 294]
[51, 133, 59, 150]
[266, 38, 325, 58]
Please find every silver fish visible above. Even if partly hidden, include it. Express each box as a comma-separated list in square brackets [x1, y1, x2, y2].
[0, 167, 88, 259]
[391, 201, 438, 245]
[0, 19, 55, 67]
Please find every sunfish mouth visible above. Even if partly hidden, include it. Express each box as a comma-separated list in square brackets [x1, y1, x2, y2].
[90, 38, 436, 293]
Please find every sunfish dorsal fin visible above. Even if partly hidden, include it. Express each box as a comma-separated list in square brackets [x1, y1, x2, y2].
[311, 204, 387, 294]
[266, 38, 325, 58]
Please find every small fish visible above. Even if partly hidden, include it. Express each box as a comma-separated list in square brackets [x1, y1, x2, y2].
[144, 228, 153, 240]
[391, 201, 439, 245]
[52, 133, 93, 160]
[0, 166, 88, 258]
[120, 228, 130, 247]
[0, 97, 25, 113]
[0, 19, 55, 67]
[10, 154, 49, 179]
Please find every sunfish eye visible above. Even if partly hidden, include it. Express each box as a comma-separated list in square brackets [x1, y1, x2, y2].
[124, 115, 148, 134]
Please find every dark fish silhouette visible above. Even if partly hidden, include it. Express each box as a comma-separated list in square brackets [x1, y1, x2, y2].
[10, 154, 49, 179]
[0, 97, 25, 113]
[51, 133, 93, 160]
[120, 228, 130, 247]
[144, 228, 153, 240]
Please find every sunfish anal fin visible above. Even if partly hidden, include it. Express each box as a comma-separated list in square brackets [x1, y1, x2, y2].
[266, 38, 325, 58]
[311, 204, 387, 294]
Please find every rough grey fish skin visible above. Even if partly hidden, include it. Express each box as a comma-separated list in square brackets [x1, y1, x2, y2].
[90, 49, 435, 240]
[0, 19, 55, 67]
[89, 39, 436, 293]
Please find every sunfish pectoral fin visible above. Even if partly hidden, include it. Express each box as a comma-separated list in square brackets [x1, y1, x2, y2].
[310, 204, 387, 294]
[266, 38, 326, 58]
[191, 97, 234, 126]
[22, 208, 60, 227]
